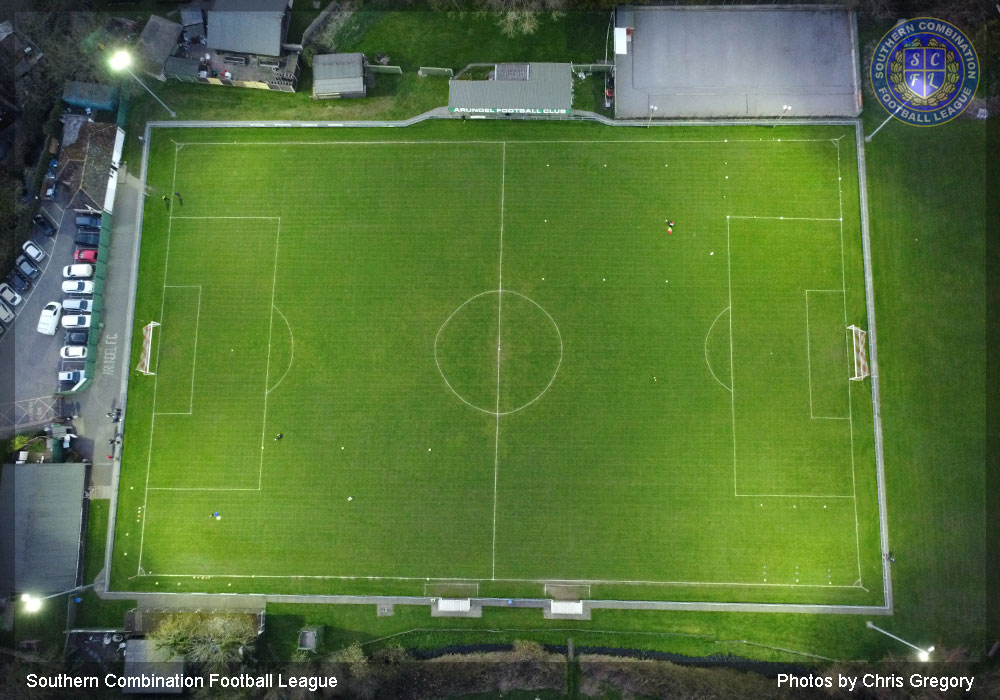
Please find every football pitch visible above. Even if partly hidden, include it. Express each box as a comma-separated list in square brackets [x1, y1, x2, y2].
[111, 122, 885, 607]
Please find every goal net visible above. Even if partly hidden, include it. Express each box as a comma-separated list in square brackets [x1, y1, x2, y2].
[136, 321, 160, 375]
[847, 325, 869, 381]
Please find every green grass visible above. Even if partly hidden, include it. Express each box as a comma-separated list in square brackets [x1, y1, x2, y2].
[110, 121, 880, 611]
[73, 500, 135, 629]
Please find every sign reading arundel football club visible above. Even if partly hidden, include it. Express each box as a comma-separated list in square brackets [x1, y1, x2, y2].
[870, 18, 979, 126]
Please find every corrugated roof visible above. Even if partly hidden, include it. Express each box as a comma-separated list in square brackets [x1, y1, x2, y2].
[449, 62, 572, 113]
[139, 15, 183, 74]
[0, 463, 87, 595]
[61, 82, 118, 111]
[313, 53, 364, 96]
[207, 0, 289, 56]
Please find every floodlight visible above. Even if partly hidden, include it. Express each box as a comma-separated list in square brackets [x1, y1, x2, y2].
[109, 50, 132, 72]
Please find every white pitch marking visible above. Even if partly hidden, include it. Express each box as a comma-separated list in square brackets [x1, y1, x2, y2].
[492, 142, 506, 581]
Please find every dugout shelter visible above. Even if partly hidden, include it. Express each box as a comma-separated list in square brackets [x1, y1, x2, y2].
[613, 5, 862, 119]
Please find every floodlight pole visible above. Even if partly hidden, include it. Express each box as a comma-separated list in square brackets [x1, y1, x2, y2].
[866, 621, 934, 660]
[865, 102, 904, 142]
[22, 583, 95, 611]
[778, 105, 792, 120]
[647, 105, 657, 127]
[123, 66, 176, 118]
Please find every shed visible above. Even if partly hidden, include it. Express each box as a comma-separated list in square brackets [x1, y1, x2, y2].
[312, 53, 365, 99]
[297, 625, 324, 651]
[122, 639, 185, 694]
[62, 82, 118, 113]
[0, 463, 87, 596]
[207, 0, 291, 57]
[138, 15, 183, 80]
[449, 63, 572, 116]
[613, 5, 861, 119]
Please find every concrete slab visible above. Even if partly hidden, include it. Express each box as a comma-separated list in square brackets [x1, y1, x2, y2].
[614, 5, 861, 119]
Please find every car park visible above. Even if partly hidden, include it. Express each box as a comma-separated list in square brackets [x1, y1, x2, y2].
[63, 264, 94, 279]
[62, 298, 93, 313]
[58, 370, 85, 383]
[33, 214, 56, 237]
[74, 232, 100, 247]
[64, 330, 88, 345]
[0, 282, 22, 307]
[36, 301, 61, 335]
[73, 248, 98, 263]
[22, 241, 46, 263]
[60, 345, 87, 359]
[16, 255, 41, 282]
[62, 280, 94, 295]
[0, 300, 14, 325]
[61, 314, 91, 329]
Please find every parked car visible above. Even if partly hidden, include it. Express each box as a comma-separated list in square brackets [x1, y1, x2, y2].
[62, 298, 93, 313]
[74, 231, 100, 247]
[64, 330, 89, 345]
[60, 345, 87, 359]
[0, 300, 14, 325]
[73, 248, 98, 263]
[9, 270, 30, 292]
[37, 301, 61, 335]
[63, 264, 93, 279]
[22, 241, 46, 263]
[58, 370, 85, 383]
[33, 213, 56, 237]
[62, 280, 94, 295]
[61, 314, 91, 329]
[16, 255, 41, 282]
[75, 215, 101, 229]
[0, 282, 22, 307]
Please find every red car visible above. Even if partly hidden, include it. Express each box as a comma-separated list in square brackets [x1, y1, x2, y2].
[74, 248, 98, 263]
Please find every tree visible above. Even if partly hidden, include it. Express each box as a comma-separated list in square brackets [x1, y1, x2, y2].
[149, 613, 259, 672]
[482, 0, 565, 37]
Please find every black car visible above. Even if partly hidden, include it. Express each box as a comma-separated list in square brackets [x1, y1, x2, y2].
[33, 213, 56, 237]
[64, 330, 89, 345]
[8, 270, 29, 292]
[74, 231, 100, 247]
[75, 215, 101, 229]
[15, 255, 40, 282]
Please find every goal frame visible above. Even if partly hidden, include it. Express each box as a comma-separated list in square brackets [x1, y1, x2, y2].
[136, 321, 160, 375]
[848, 324, 869, 381]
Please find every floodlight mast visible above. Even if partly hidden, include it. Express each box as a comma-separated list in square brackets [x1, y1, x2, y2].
[865, 100, 906, 142]
[866, 621, 935, 661]
[109, 50, 176, 118]
[21, 583, 96, 613]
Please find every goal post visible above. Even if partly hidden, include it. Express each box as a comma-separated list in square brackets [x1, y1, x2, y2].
[847, 324, 869, 381]
[136, 321, 160, 375]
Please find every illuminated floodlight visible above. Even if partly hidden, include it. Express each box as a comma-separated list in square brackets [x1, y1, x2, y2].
[109, 49, 132, 72]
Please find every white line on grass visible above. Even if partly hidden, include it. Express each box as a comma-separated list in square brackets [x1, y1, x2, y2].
[258, 218, 282, 490]
[727, 215, 842, 222]
[137, 572, 867, 589]
[188, 286, 203, 414]
[137, 145, 180, 572]
[836, 140, 864, 584]
[726, 217, 738, 496]
[491, 142, 505, 581]
[805, 289, 849, 420]
[704, 307, 733, 392]
[175, 138, 840, 147]
[736, 493, 854, 499]
[265, 306, 295, 395]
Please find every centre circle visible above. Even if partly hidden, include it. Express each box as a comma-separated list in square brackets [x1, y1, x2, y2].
[434, 290, 562, 416]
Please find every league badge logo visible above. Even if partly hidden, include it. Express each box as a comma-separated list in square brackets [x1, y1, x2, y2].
[870, 18, 979, 126]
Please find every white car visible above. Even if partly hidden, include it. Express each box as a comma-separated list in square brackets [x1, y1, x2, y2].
[58, 370, 85, 384]
[37, 301, 61, 335]
[0, 282, 22, 307]
[62, 298, 93, 313]
[60, 345, 88, 359]
[0, 300, 14, 325]
[21, 241, 46, 263]
[63, 264, 94, 279]
[62, 280, 94, 295]
[61, 314, 91, 329]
